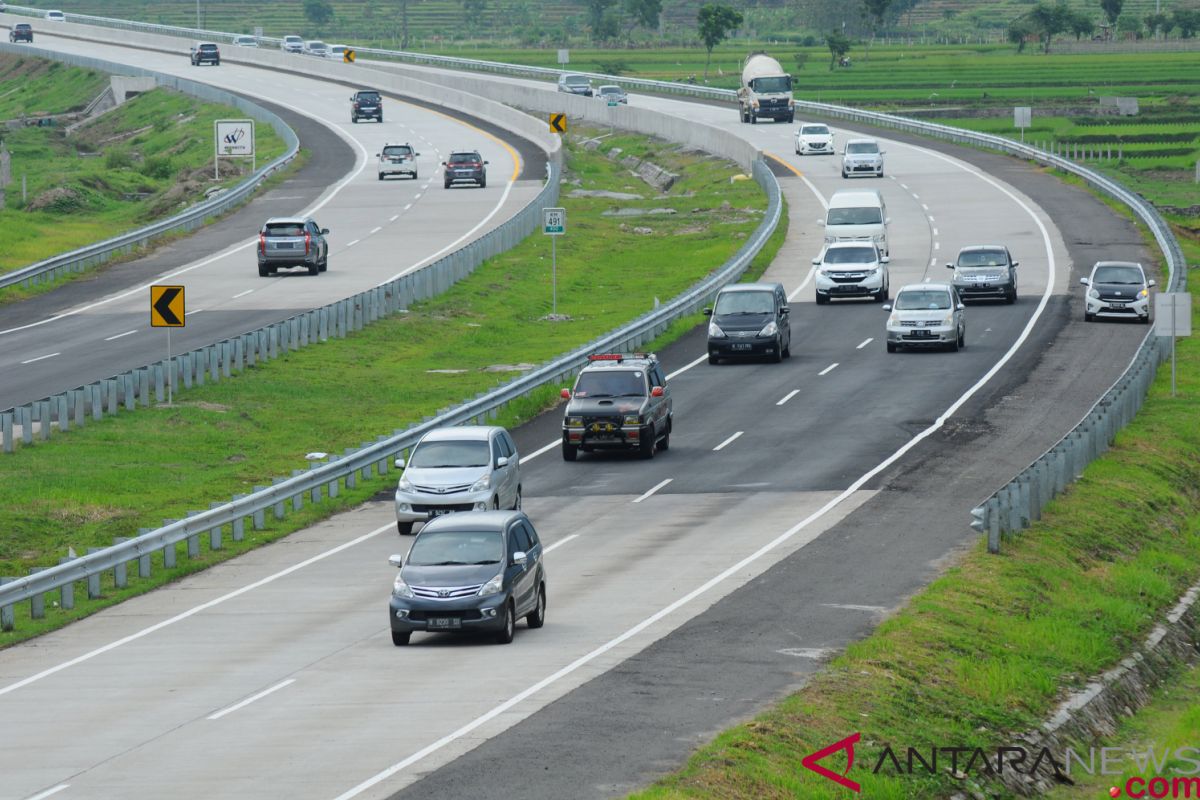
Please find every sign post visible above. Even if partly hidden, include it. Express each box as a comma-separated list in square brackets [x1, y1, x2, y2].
[543, 208, 566, 316]
[151, 285, 186, 405]
[214, 119, 255, 179]
[557, 49, 569, 66]
[1013, 106, 1031, 144]
[1155, 292, 1192, 397]
[549, 113, 567, 134]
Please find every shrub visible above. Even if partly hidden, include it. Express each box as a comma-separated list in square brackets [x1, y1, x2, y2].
[104, 149, 133, 170]
[596, 60, 629, 76]
[140, 155, 174, 180]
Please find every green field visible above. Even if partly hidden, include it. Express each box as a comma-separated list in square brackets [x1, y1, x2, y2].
[0, 54, 287, 281]
[0, 128, 783, 644]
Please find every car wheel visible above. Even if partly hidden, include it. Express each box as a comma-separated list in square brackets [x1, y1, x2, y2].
[258, 265, 269, 277]
[948, 334, 960, 353]
[397, 521, 414, 536]
[412, 171, 418, 180]
[1141, 314, 1151, 325]
[479, 177, 486, 189]
[318, 254, 328, 272]
[351, 116, 358, 124]
[1005, 288, 1016, 304]
[639, 427, 656, 459]
[841, 170, 848, 178]
[815, 292, 829, 305]
[378, 172, 384, 181]
[378, 115, 383, 123]
[215, 59, 220, 66]
[495, 601, 515, 644]
[750, 114, 757, 125]
[788, 114, 795, 124]
[782, 338, 791, 358]
[874, 286, 888, 303]
[708, 354, 719, 365]
[513, 486, 522, 510]
[444, 180, 451, 189]
[391, 631, 410, 646]
[878, 170, 884, 178]
[562, 441, 578, 461]
[659, 423, 670, 451]
[1085, 311, 1094, 322]
[770, 338, 784, 363]
[886, 341, 897, 353]
[526, 585, 546, 629]
[958, 327, 966, 349]
[308, 262, 319, 276]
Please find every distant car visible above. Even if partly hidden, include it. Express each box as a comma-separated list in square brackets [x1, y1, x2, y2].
[232, 35, 258, 47]
[557, 73, 593, 97]
[813, 242, 890, 304]
[393, 426, 522, 536]
[350, 89, 383, 123]
[9, 22, 32, 42]
[443, 150, 488, 189]
[705, 283, 792, 362]
[378, 142, 420, 180]
[257, 216, 329, 277]
[280, 35, 304, 53]
[561, 352, 673, 460]
[1081, 261, 1155, 323]
[326, 44, 348, 60]
[947, 245, 1019, 304]
[387, 510, 546, 646]
[595, 84, 627, 104]
[842, 138, 885, 178]
[190, 42, 220, 66]
[45, 9, 64, 21]
[0, 2, 9, 13]
[795, 122, 835, 155]
[303, 40, 328, 57]
[884, 283, 966, 352]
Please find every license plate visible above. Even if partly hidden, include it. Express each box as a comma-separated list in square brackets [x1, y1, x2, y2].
[731, 343, 752, 350]
[912, 329, 933, 337]
[428, 617, 461, 630]
[1108, 302, 1127, 307]
[274, 242, 296, 249]
[427, 508, 453, 518]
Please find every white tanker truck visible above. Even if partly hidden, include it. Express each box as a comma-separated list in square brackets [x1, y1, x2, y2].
[737, 53, 794, 125]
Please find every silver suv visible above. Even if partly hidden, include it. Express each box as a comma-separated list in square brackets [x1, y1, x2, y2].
[557, 73, 593, 97]
[841, 138, 885, 178]
[257, 216, 329, 276]
[884, 283, 966, 352]
[394, 426, 522, 535]
[378, 143, 419, 180]
[1081, 261, 1155, 323]
[813, 242, 890, 304]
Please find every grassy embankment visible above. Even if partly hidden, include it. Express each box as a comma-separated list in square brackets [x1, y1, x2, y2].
[0, 127, 785, 646]
[0, 54, 287, 293]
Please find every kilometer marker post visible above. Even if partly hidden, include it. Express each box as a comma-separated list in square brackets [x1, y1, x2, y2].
[543, 208, 566, 316]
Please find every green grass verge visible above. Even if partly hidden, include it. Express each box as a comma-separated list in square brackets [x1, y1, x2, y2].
[0, 126, 778, 647]
[0, 53, 288, 279]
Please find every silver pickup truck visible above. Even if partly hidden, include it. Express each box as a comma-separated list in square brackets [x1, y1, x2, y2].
[257, 217, 329, 277]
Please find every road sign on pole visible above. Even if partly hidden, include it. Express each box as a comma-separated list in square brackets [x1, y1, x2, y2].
[549, 113, 567, 134]
[214, 119, 255, 178]
[343, 48, 356, 63]
[544, 208, 566, 316]
[151, 285, 185, 404]
[1156, 292, 1192, 398]
[557, 49, 569, 65]
[1014, 106, 1031, 143]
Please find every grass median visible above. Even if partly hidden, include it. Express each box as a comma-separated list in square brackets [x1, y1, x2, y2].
[0, 127, 785, 646]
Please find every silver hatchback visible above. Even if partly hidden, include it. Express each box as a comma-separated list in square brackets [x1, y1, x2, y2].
[884, 283, 966, 352]
[394, 426, 522, 535]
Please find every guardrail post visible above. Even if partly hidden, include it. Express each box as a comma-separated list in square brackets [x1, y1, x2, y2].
[222, 342, 232, 377]
[182, 354, 193, 388]
[112, 538, 130, 588]
[308, 463, 323, 504]
[57, 557, 76, 609]
[136, 529, 152, 577]
[57, 393, 69, 433]
[345, 448, 358, 489]
[252, 487, 267, 529]
[245, 334, 256, 368]
[2, 412, 12, 453]
[154, 364, 164, 402]
[231, 496, 246, 542]
[361, 443, 375, 479]
[124, 374, 136, 410]
[327, 456, 341, 498]
[234, 337, 244, 372]
[195, 351, 206, 386]
[291, 471, 304, 512]
[1018, 478, 1032, 528]
[300, 314, 310, 347]
[39, 400, 51, 440]
[1005, 483, 1021, 533]
[209, 346, 219, 382]
[139, 369, 150, 406]
[0, 579, 14, 631]
[73, 389, 85, 428]
[184, 512, 201, 558]
[87, 548, 103, 598]
[29, 568, 46, 619]
[90, 383, 102, 421]
[377, 437, 390, 475]
[208, 502, 223, 549]
[269, 326, 279, 359]
[272, 478, 287, 519]
[21, 405, 33, 444]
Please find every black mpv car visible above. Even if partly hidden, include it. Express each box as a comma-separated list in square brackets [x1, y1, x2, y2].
[705, 282, 792, 363]
[350, 89, 383, 123]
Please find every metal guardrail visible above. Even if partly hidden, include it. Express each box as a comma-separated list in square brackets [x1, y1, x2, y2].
[0, 158, 780, 627]
[0, 42, 300, 292]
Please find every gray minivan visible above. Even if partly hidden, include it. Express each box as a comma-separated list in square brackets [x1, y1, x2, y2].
[704, 282, 791, 364]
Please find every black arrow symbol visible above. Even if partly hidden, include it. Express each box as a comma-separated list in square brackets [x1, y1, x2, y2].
[154, 287, 182, 325]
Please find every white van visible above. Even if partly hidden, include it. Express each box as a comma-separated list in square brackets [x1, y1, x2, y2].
[820, 189, 890, 256]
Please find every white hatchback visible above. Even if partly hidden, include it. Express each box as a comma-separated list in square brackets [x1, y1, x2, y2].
[883, 283, 966, 352]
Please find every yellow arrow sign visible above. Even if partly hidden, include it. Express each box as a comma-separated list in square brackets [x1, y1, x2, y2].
[150, 285, 185, 327]
[549, 113, 567, 134]
[343, 49, 356, 63]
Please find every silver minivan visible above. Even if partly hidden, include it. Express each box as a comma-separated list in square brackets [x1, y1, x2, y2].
[821, 189, 890, 256]
[394, 426, 522, 535]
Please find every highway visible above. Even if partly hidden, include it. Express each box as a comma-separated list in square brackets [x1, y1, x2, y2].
[0, 25, 1155, 800]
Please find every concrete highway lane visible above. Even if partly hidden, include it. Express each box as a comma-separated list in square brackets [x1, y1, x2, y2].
[0, 35, 547, 412]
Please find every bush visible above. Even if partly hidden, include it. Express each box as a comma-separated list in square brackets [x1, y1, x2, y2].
[596, 60, 628, 76]
[794, 52, 809, 70]
[140, 155, 174, 180]
[104, 149, 133, 170]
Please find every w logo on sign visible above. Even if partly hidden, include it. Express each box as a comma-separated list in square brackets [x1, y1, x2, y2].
[223, 128, 246, 145]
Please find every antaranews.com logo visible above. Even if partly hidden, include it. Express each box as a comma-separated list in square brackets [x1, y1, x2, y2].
[801, 733, 1200, 797]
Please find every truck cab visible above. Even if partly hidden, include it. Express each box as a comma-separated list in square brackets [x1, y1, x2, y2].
[738, 54, 794, 125]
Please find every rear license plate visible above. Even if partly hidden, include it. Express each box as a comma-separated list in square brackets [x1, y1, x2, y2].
[428, 617, 461, 630]
[274, 242, 296, 249]
[731, 343, 753, 351]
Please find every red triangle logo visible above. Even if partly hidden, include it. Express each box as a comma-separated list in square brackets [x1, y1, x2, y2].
[801, 732, 861, 792]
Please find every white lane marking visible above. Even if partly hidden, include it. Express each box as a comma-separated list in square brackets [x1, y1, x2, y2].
[899, 183, 909, 189]
[932, 227, 939, 236]
[822, 603, 887, 612]
[922, 203, 930, 211]
[778, 647, 835, 659]
[414, 193, 422, 200]
[632, 478, 671, 504]
[0, 523, 394, 698]
[403, 204, 412, 211]
[518, 439, 559, 465]
[931, 257, 938, 267]
[185, 308, 204, 316]
[776, 389, 800, 406]
[934, 242, 940, 250]
[347, 239, 360, 247]
[712, 431, 743, 451]
[390, 214, 400, 221]
[20, 352, 60, 365]
[104, 330, 137, 341]
[928, 215, 935, 222]
[207, 679, 295, 721]
[544, 533, 578, 553]
[370, 226, 383, 234]
[819, 363, 839, 376]
[25, 785, 70, 800]
[912, 193, 920, 200]
[856, 338, 873, 349]
[231, 289, 254, 299]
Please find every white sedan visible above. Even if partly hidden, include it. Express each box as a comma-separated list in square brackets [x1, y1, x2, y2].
[795, 122, 835, 155]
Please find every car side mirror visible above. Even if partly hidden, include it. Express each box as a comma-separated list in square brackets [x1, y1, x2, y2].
[880, 150, 887, 155]
[388, 554, 404, 568]
[816, 219, 825, 226]
[416, 152, 421, 156]
[703, 308, 713, 316]
[1011, 261, 1019, 268]
[811, 257, 820, 265]
[957, 304, 965, 311]
[882, 304, 893, 311]
[484, 160, 490, 165]
[945, 263, 954, 269]
[1149, 279, 1157, 287]
[1080, 277, 1090, 286]
[321, 228, 329, 235]
[441, 162, 448, 167]
[496, 456, 509, 468]
[651, 386, 664, 397]
[780, 306, 790, 315]
[560, 388, 571, 399]
[885, 217, 892, 224]
[394, 457, 406, 469]
[511, 551, 527, 567]
[375, 153, 381, 158]
[880, 256, 890, 264]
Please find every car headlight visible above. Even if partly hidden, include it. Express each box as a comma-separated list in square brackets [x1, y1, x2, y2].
[392, 575, 414, 598]
[759, 321, 778, 337]
[887, 314, 900, 326]
[1089, 289, 1100, 299]
[824, 234, 835, 244]
[397, 476, 413, 492]
[1138, 288, 1149, 299]
[477, 572, 504, 597]
[708, 322, 726, 338]
[872, 234, 885, 243]
[565, 416, 583, 428]
[819, 269, 834, 278]
[471, 474, 491, 492]
[787, 99, 795, 108]
[941, 314, 954, 326]
[623, 414, 640, 425]
[868, 268, 881, 277]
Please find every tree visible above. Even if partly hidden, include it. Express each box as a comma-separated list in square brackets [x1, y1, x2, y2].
[1028, 2, 1071, 53]
[1173, 8, 1200, 38]
[622, 0, 662, 39]
[697, 4, 743, 80]
[826, 29, 851, 71]
[1067, 9, 1095, 40]
[1008, 18, 1034, 52]
[398, 0, 422, 48]
[861, 0, 891, 60]
[585, 0, 617, 35]
[303, 0, 334, 26]
[1100, 0, 1123, 27]
[1143, 12, 1171, 38]
[462, 0, 487, 19]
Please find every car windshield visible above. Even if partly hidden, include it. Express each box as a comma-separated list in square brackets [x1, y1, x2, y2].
[565, 76, 589, 86]
[824, 247, 877, 265]
[309, 42, 327, 49]
[958, 250, 1007, 268]
[1093, 265, 1144, 284]
[600, 87, 621, 95]
[573, 370, 645, 398]
[801, 126, 829, 135]
[409, 440, 490, 468]
[715, 291, 774, 315]
[383, 146, 412, 157]
[285, 36, 302, 42]
[847, 142, 880, 154]
[751, 76, 792, 93]
[827, 207, 883, 225]
[449, 154, 479, 164]
[407, 530, 503, 567]
[895, 290, 953, 310]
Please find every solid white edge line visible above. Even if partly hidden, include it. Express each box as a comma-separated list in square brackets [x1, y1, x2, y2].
[0, 523, 394, 698]
[231, 289, 254, 299]
[776, 389, 799, 406]
[331, 131, 1060, 800]
[856, 338, 873, 349]
[712, 431, 743, 451]
[819, 363, 839, 376]
[208, 679, 296, 721]
[25, 784, 70, 800]
[184, 309, 204, 316]
[104, 330, 138, 341]
[543, 533, 578, 554]
[20, 353, 60, 365]
[934, 242, 940, 250]
[632, 478, 671, 504]
[928, 215, 935, 222]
